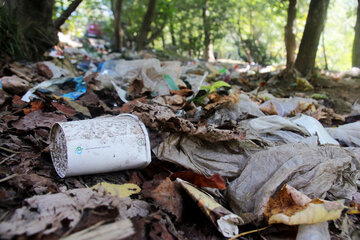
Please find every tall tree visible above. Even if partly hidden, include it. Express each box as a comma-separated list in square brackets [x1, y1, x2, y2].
[284, 0, 297, 68]
[294, 0, 330, 76]
[136, 0, 158, 50]
[352, 0, 360, 67]
[202, 0, 211, 60]
[111, 0, 124, 51]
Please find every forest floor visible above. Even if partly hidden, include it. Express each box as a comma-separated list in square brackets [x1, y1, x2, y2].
[0, 47, 359, 240]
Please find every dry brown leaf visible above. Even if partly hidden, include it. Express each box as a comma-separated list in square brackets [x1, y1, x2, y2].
[132, 101, 246, 142]
[23, 101, 44, 115]
[11, 111, 67, 131]
[142, 177, 183, 221]
[260, 102, 279, 115]
[294, 101, 315, 115]
[170, 88, 193, 97]
[310, 108, 328, 120]
[204, 93, 239, 111]
[164, 95, 185, 106]
[51, 101, 76, 117]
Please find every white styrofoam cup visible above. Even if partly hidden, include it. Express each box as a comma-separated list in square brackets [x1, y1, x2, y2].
[50, 114, 151, 178]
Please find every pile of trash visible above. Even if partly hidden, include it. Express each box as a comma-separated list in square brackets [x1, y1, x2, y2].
[0, 48, 359, 240]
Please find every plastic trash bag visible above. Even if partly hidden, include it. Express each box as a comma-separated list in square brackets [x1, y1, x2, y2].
[246, 115, 318, 145]
[154, 133, 264, 178]
[327, 122, 360, 147]
[99, 58, 181, 96]
[249, 115, 308, 135]
[227, 143, 360, 219]
[259, 97, 316, 117]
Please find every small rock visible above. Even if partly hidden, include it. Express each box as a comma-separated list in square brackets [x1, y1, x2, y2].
[1, 75, 30, 95]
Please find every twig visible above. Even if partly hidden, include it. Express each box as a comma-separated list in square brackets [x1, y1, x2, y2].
[0, 211, 9, 222]
[0, 146, 20, 154]
[0, 173, 18, 183]
[228, 226, 269, 240]
[0, 153, 17, 165]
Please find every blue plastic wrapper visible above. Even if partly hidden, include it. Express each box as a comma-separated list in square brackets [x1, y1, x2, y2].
[0, 79, 2, 89]
[60, 76, 87, 100]
[37, 76, 86, 101]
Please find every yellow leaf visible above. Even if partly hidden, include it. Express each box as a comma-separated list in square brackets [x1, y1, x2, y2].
[178, 179, 221, 211]
[347, 208, 360, 215]
[268, 199, 345, 225]
[91, 182, 141, 198]
[265, 184, 345, 225]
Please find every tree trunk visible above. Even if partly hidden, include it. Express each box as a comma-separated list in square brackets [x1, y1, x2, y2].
[294, 0, 330, 76]
[136, 0, 158, 51]
[322, 31, 328, 70]
[112, 0, 124, 51]
[285, 0, 297, 68]
[54, 0, 83, 30]
[4, 0, 58, 60]
[202, 0, 210, 60]
[169, 17, 176, 47]
[352, 0, 360, 67]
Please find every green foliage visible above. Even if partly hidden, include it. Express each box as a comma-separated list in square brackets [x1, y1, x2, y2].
[47, 0, 360, 71]
[193, 80, 231, 104]
[200, 81, 231, 93]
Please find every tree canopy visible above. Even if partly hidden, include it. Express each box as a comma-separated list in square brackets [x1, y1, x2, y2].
[1, 0, 359, 71]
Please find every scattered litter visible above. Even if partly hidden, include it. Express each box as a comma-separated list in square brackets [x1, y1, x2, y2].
[1, 44, 360, 240]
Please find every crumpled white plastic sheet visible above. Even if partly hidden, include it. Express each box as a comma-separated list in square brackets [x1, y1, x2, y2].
[227, 143, 360, 219]
[291, 114, 339, 145]
[327, 122, 360, 147]
[247, 115, 317, 145]
[100, 58, 182, 96]
[154, 133, 264, 178]
[259, 97, 317, 117]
